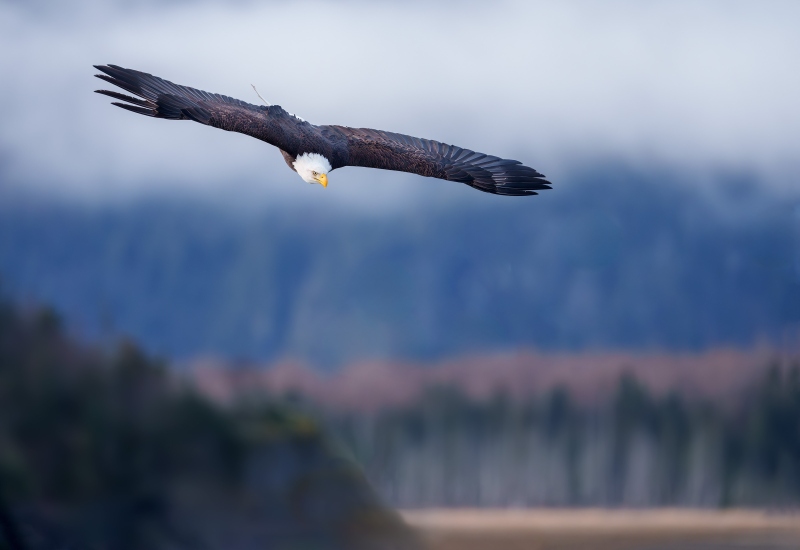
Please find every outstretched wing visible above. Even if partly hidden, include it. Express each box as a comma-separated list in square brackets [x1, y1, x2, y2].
[93, 64, 304, 150]
[95, 65, 552, 196]
[323, 126, 551, 196]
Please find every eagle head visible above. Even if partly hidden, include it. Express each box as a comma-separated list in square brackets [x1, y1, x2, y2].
[293, 152, 331, 188]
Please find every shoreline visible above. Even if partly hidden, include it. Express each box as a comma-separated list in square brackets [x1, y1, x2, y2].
[401, 508, 800, 532]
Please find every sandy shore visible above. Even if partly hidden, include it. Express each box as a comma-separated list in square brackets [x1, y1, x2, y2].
[401, 509, 800, 550]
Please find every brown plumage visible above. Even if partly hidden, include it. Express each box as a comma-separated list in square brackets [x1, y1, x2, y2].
[94, 64, 552, 196]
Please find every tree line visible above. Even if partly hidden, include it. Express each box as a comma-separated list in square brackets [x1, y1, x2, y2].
[328, 363, 800, 508]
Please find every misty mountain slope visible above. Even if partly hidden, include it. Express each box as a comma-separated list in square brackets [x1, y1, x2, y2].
[1, 167, 798, 367]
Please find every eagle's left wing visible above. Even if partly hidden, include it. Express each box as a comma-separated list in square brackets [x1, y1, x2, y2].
[323, 126, 551, 196]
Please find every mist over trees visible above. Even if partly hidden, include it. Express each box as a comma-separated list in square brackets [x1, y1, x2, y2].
[1, 167, 799, 367]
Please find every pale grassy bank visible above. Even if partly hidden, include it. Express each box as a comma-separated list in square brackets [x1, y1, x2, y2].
[401, 509, 800, 550]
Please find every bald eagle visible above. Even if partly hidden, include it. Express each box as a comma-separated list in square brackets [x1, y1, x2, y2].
[94, 65, 551, 196]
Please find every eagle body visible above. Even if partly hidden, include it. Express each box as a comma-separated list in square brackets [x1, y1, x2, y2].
[94, 65, 551, 196]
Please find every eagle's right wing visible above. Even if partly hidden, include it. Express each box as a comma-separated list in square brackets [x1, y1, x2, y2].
[94, 64, 302, 149]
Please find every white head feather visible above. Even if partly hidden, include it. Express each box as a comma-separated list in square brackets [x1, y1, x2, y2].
[293, 152, 332, 184]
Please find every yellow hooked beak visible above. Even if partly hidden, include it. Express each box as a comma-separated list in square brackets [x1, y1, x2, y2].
[316, 173, 328, 188]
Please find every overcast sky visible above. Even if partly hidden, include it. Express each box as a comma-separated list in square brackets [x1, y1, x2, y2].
[0, 0, 798, 207]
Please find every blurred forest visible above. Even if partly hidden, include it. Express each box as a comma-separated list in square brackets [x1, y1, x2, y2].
[327, 362, 800, 508]
[2, 165, 800, 546]
[0, 295, 418, 550]
[1, 293, 799, 549]
[2, 168, 799, 367]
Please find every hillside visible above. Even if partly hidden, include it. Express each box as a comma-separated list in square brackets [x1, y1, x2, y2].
[1, 166, 798, 367]
[0, 296, 418, 550]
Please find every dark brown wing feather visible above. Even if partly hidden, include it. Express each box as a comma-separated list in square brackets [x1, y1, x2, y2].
[323, 126, 551, 196]
[93, 64, 308, 151]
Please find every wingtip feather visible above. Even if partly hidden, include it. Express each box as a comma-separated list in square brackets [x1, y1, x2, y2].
[111, 102, 156, 117]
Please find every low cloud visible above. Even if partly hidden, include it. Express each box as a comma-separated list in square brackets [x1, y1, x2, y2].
[1, 0, 798, 206]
